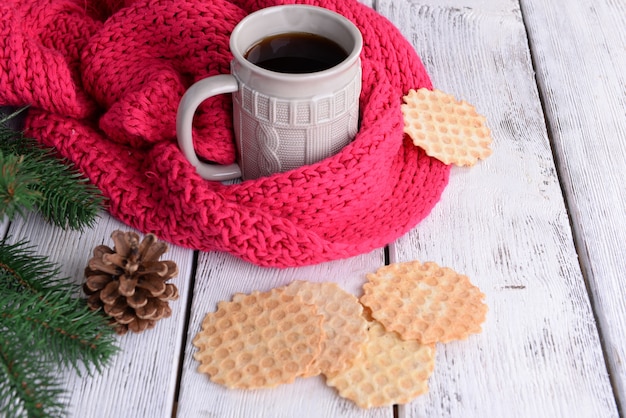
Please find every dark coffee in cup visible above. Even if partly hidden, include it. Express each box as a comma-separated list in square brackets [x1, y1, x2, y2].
[244, 32, 348, 74]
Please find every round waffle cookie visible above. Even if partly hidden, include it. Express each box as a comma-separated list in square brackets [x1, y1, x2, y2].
[282, 281, 368, 377]
[360, 261, 488, 344]
[325, 320, 436, 409]
[192, 288, 324, 389]
[402, 88, 493, 166]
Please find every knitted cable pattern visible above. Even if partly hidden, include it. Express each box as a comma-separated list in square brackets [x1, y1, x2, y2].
[0, 0, 450, 267]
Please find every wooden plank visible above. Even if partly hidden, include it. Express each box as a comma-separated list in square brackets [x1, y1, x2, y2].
[520, 0, 626, 411]
[377, 0, 620, 417]
[5, 211, 195, 418]
[0, 218, 8, 238]
[175, 250, 391, 418]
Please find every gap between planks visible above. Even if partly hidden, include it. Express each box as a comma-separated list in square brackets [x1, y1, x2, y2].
[172, 250, 200, 418]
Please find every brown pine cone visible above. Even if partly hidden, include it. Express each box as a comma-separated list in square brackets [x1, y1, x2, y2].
[84, 230, 179, 335]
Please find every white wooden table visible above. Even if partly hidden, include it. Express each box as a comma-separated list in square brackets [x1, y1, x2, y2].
[4, 0, 625, 416]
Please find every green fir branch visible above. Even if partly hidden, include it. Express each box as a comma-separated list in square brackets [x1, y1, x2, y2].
[0, 151, 42, 220]
[0, 110, 104, 230]
[0, 239, 63, 295]
[0, 240, 118, 373]
[0, 240, 119, 417]
[0, 108, 118, 416]
[0, 313, 67, 418]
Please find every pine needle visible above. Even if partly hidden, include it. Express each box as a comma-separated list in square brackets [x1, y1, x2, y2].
[0, 151, 42, 220]
[0, 240, 119, 372]
[0, 239, 64, 294]
[0, 109, 104, 230]
[0, 311, 67, 418]
[0, 109, 118, 416]
[0, 240, 119, 417]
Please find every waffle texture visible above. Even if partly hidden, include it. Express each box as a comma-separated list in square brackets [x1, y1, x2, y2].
[361, 261, 488, 344]
[282, 281, 368, 377]
[193, 288, 325, 388]
[0, 0, 450, 267]
[325, 320, 436, 408]
[402, 88, 493, 166]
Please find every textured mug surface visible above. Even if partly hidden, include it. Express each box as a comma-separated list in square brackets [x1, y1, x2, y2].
[176, 5, 363, 180]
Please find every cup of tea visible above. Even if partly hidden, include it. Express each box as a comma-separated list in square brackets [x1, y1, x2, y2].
[176, 5, 363, 180]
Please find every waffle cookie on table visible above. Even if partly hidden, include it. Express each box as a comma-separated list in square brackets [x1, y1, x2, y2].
[192, 288, 324, 389]
[360, 260, 488, 344]
[325, 320, 436, 408]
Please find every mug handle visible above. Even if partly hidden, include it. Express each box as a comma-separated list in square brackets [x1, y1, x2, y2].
[176, 74, 242, 180]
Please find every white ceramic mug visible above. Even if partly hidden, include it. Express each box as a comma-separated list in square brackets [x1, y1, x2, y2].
[176, 5, 363, 180]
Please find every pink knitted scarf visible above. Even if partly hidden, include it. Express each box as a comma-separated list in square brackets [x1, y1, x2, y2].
[0, 0, 450, 267]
